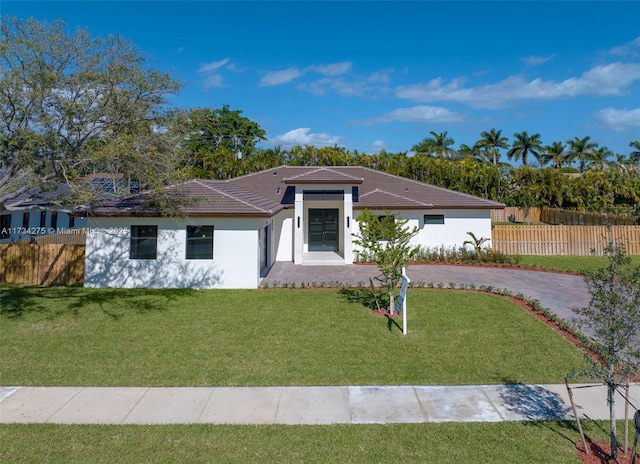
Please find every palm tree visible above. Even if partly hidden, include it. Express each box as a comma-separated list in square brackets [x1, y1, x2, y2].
[532, 150, 548, 168]
[456, 143, 476, 160]
[507, 131, 543, 166]
[543, 141, 568, 169]
[412, 131, 455, 159]
[567, 136, 598, 173]
[588, 146, 613, 171]
[474, 128, 509, 165]
[629, 140, 640, 165]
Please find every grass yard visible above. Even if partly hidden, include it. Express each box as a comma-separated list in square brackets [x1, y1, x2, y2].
[0, 420, 628, 464]
[518, 254, 640, 274]
[1, 286, 588, 386]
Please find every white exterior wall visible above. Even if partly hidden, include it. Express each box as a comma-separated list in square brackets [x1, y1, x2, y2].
[413, 209, 492, 249]
[0, 209, 87, 243]
[272, 209, 293, 262]
[352, 209, 492, 252]
[84, 216, 264, 289]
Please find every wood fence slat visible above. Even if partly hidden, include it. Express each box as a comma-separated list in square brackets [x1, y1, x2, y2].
[492, 225, 640, 255]
[0, 243, 86, 285]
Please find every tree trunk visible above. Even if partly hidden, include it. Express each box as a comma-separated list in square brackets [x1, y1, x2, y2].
[609, 379, 618, 460]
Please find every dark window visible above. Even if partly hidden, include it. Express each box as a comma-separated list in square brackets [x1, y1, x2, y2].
[130, 225, 158, 259]
[40, 211, 47, 228]
[281, 186, 295, 204]
[303, 190, 344, 201]
[424, 214, 445, 225]
[68, 214, 75, 228]
[22, 212, 30, 229]
[1, 214, 11, 239]
[50, 211, 58, 229]
[351, 186, 359, 202]
[186, 226, 214, 259]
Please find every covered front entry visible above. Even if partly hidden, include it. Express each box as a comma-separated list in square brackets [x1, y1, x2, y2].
[308, 208, 339, 252]
[289, 176, 359, 265]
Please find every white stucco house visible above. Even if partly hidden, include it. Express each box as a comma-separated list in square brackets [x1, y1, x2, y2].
[83, 166, 504, 289]
[1, 186, 88, 244]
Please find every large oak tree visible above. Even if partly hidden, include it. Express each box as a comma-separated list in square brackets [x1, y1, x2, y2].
[0, 16, 182, 208]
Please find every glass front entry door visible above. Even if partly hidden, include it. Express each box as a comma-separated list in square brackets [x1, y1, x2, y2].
[308, 209, 339, 252]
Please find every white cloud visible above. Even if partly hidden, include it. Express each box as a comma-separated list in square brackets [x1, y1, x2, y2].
[367, 140, 386, 152]
[596, 107, 640, 131]
[607, 37, 640, 56]
[260, 67, 303, 86]
[308, 61, 352, 76]
[396, 63, 640, 109]
[365, 105, 464, 124]
[300, 70, 393, 98]
[198, 58, 230, 73]
[202, 74, 223, 88]
[198, 58, 237, 88]
[259, 63, 391, 96]
[522, 55, 555, 66]
[270, 128, 343, 147]
[260, 62, 352, 87]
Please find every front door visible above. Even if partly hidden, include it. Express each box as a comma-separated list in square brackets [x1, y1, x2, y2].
[308, 209, 339, 252]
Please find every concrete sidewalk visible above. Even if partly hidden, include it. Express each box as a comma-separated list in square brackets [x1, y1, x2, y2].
[2, 384, 638, 425]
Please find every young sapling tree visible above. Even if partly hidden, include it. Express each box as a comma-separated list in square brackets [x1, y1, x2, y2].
[572, 243, 640, 461]
[352, 209, 419, 312]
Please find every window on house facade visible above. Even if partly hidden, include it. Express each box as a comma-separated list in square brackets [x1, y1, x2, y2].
[130, 225, 158, 259]
[50, 211, 58, 229]
[39, 211, 47, 228]
[303, 190, 344, 201]
[424, 214, 445, 225]
[22, 212, 30, 229]
[1, 214, 11, 239]
[186, 226, 214, 259]
[68, 214, 75, 228]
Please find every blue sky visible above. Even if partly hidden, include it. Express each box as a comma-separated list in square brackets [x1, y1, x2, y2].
[4, 1, 640, 158]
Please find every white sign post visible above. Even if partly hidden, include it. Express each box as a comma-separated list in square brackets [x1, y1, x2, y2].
[394, 267, 410, 335]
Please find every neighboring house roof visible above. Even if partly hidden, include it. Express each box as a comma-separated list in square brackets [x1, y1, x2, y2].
[2, 173, 139, 212]
[3, 184, 73, 212]
[89, 166, 505, 217]
[81, 173, 141, 194]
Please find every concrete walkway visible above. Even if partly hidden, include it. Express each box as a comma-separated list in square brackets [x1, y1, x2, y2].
[2, 384, 638, 425]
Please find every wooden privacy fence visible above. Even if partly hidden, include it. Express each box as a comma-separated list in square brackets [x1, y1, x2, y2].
[0, 243, 85, 285]
[540, 208, 637, 226]
[34, 228, 87, 245]
[491, 207, 541, 224]
[491, 207, 638, 226]
[492, 225, 640, 255]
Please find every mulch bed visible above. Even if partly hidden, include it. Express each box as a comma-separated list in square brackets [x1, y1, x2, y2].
[576, 442, 638, 464]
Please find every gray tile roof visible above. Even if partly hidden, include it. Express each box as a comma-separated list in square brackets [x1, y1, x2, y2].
[282, 167, 364, 184]
[90, 165, 504, 216]
[4, 184, 72, 211]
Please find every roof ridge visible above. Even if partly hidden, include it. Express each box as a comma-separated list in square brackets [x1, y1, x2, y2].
[283, 166, 364, 182]
[192, 179, 273, 213]
[360, 188, 434, 208]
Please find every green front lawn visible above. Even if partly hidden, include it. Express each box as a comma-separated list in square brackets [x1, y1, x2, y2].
[517, 254, 640, 274]
[0, 421, 627, 464]
[1, 287, 588, 386]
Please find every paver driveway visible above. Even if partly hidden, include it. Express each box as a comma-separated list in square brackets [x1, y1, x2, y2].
[261, 263, 590, 326]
